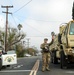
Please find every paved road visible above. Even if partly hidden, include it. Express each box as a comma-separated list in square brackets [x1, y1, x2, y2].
[0, 56, 74, 75]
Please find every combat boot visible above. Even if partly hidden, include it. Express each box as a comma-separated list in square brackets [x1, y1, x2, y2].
[42, 68, 45, 72]
[46, 67, 50, 71]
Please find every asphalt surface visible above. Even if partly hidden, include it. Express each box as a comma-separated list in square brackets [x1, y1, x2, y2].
[0, 56, 74, 75]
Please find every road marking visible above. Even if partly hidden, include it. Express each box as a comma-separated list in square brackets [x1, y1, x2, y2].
[29, 60, 40, 75]
[33, 60, 39, 75]
[0, 70, 31, 73]
[13, 65, 23, 69]
[65, 71, 74, 74]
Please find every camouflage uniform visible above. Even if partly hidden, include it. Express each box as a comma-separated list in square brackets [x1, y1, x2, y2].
[40, 41, 53, 71]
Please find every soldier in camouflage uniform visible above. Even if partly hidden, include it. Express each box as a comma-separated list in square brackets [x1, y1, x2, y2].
[40, 38, 53, 72]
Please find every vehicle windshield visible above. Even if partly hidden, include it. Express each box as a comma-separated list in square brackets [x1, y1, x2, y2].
[70, 22, 74, 35]
[7, 50, 15, 54]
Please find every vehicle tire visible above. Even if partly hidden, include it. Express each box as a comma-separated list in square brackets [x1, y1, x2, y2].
[60, 50, 67, 69]
[0, 59, 2, 70]
[52, 51, 58, 64]
[51, 52, 53, 63]
[7, 65, 10, 67]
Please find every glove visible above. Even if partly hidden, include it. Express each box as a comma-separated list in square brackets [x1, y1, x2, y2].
[45, 47, 48, 50]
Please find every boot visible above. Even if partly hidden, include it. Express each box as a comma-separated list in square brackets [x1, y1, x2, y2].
[46, 67, 50, 71]
[42, 67, 45, 72]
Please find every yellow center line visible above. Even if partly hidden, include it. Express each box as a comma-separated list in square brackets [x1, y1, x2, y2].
[33, 60, 39, 75]
[29, 60, 38, 75]
[29, 60, 40, 75]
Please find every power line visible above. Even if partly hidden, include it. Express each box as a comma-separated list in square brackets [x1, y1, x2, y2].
[11, 15, 44, 35]
[13, 14, 23, 23]
[13, 0, 32, 13]
[11, 15, 51, 37]
[13, 14, 65, 22]
[24, 22, 48, 36]
[11, 14, 17, 25]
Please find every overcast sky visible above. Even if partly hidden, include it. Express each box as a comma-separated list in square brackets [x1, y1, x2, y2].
[0, 0, 74, 50]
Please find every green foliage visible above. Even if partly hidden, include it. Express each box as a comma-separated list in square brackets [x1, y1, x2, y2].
[16, 44, 25, 57]
[26, 48, 37, 56]
[17, 24, 22, 30]
[8, 27, 26, 46]
[0, 24, 26, 57]
[0, 25, 26, 51]
[0, 31, 4, 45]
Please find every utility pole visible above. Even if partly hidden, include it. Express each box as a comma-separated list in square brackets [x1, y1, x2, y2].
[26, 38, 30, 48]
[1, 5, 13, 52]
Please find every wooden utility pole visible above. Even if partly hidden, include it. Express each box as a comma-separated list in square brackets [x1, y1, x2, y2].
[1, 6, 13, 52]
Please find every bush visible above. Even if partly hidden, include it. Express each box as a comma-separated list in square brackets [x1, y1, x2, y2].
[16, 50, 25, 57]
[16, 44, 25, 57]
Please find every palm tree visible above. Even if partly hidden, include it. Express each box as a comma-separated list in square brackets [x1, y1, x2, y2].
[17, 24, 22, 35]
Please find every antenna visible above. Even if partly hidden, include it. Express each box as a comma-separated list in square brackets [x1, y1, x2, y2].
[72, 2, 74, 20]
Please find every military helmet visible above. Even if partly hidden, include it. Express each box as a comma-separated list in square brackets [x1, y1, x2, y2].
[44, 38, 48, 41]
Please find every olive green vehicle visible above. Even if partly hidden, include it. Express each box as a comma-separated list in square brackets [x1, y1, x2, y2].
[50, 21, 74, 69]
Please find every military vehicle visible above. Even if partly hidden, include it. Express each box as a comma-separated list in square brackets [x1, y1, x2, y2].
[50, 3, 74, 69]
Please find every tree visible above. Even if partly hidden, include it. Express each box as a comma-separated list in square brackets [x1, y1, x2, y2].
[0, 25, 26, 51]
[7, 27, 26, 50]
[0, 30, 5, 45]
[27, 48, 38, 56]
[17, 24, 22, 35]
[16, 43, 25, 57]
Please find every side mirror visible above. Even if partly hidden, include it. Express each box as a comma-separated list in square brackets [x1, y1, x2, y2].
[3, 52, 7, 55]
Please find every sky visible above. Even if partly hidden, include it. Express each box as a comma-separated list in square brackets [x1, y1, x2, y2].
[0, 0, 74, 50]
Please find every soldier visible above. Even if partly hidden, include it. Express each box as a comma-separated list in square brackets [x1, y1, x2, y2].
[40, 38, 53, 72]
